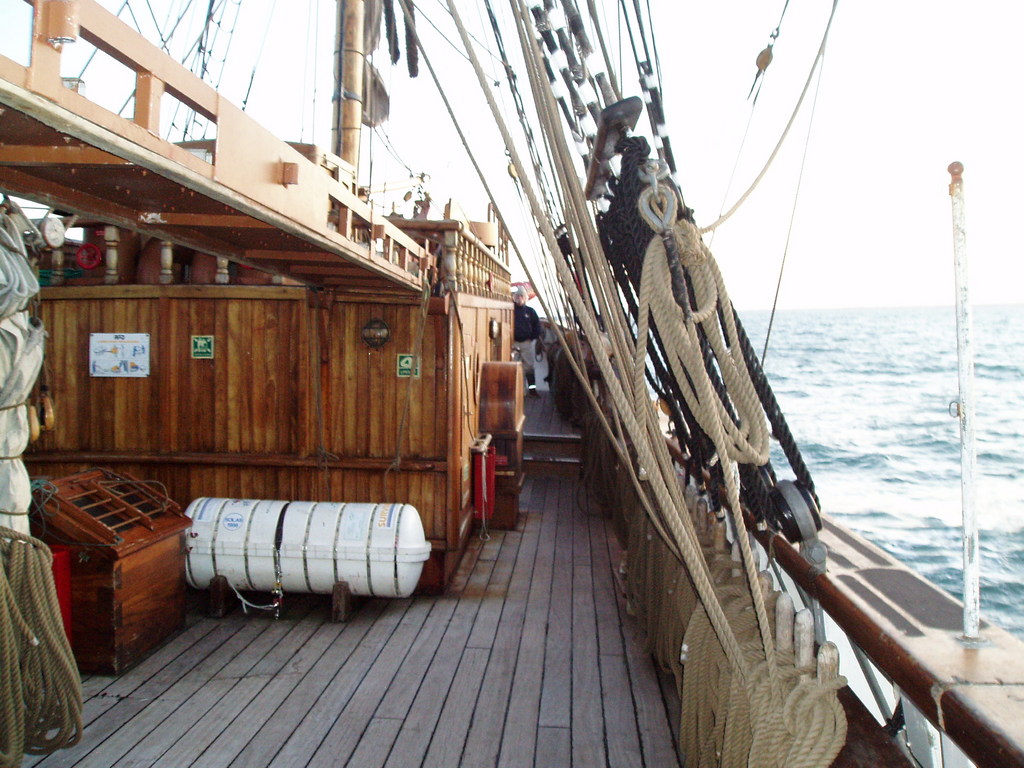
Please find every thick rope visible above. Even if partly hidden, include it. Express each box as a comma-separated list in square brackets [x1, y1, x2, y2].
[635, 183, 779, 689]
[441, 3, 846, 764]
[0, 528, 82, 767]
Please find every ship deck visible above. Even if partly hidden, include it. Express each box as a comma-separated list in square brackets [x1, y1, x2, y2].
[26, 393, 682, 768]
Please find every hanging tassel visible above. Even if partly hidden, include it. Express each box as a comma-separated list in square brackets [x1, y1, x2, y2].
[384, 0, 400, 65]
[404, 0, 419, 77]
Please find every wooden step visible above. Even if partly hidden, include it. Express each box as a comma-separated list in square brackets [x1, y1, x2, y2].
[524, 433, 582, 478]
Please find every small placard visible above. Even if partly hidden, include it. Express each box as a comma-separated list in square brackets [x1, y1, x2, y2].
[89, 333, 150, 377]
[191, 335, 215, 359]
[396, 353, 420, 378]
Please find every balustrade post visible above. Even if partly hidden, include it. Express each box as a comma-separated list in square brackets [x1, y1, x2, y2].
[103, 225, 119, 284]
[159, 241, 173, 284]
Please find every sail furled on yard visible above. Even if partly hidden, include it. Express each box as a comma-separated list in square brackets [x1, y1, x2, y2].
[0, 202, 44, 536]
[363, 61, 390, 127]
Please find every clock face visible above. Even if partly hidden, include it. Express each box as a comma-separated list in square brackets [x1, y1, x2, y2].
[39, 216, 66, 249]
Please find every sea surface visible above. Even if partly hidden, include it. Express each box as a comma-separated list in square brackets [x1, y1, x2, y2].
[740, 305, 1024, 638]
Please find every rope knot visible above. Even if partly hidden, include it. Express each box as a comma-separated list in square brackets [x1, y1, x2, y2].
[672, 218, 712, 269]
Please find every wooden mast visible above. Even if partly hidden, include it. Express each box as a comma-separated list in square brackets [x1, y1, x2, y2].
[333, 0, 365, 170]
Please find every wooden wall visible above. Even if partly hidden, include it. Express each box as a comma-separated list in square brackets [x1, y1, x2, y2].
[27, 285, 512, 591]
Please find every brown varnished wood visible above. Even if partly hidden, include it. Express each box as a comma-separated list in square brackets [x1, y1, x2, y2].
[27, 287, 508, 592]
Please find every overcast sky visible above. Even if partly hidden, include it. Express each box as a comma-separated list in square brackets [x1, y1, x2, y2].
[2, 0, 1019, 311]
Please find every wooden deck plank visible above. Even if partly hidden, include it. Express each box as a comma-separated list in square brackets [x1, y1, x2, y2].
[601, 657, 646, 768]
[108, 604, 320, 768]
[258, 599, 416, 768]
[30, 615, 253, 767]
[535, 725, 571, 767]
[302, 599, 437, 766]
[461, 508, 543, 766]
[538, 479, 574, 728]
[621, 601, 685, 767]
[221, 599, 391, 768]
[466, 529, 521, 650]
[608, 517, 684, 768]
[185, 617, 354, 768]
[144, 605, 329, 768]
[75, 618, 276, 768]
[374, 598, 459, 720]
[523, 390, 579, 439]
[590, 497, 626, 658]
[497, 487, 558, 768]
[22, 614, 219, 768]
[571, 561, 605, 768]
[345, 717, 404, 768]
[382, 559, 496, 768]
[81, 612, 224, 722]
[420, 647, 491, 768]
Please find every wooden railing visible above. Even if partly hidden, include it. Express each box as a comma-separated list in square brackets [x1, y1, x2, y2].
[392, 218, 512, 301]
[0, 0, 429, 292]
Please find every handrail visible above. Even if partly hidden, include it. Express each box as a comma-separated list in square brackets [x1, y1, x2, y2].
[1, 0, 429, 290]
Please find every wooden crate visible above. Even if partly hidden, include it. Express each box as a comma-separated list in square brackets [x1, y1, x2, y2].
[32, 469, 191, 674]
[479, 362, 524, 529]
[492, 471, 523, 530]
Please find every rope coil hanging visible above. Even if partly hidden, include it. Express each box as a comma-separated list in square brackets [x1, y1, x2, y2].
[0, 528, 82, 768]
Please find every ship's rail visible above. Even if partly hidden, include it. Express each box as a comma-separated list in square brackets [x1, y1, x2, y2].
[0, 0, 429, 293]
[648, 431, 1024, 767]
[391, 218, 512, 302]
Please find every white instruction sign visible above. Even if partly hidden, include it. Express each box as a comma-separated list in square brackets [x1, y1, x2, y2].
[89, 333, 151, 377]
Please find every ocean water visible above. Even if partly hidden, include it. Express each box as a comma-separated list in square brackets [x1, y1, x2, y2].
[740, 305, 1024, 638]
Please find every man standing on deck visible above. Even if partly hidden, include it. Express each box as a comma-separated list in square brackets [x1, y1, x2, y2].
[512, 286, 541, 397]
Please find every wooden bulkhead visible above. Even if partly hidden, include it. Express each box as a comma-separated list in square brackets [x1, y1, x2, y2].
[0, 1, 516, 593]
[26, 221, 512, 593]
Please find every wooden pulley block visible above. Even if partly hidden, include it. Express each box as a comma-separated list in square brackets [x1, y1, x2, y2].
[27, 402, 40, 443]
[39, 393, 56, 432]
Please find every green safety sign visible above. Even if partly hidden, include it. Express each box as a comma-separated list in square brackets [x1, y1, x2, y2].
[396, 353, 419, 378]
[191, 335, 215, 359]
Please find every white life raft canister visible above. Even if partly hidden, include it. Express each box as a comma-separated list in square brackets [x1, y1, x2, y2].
[184, 498, 431, 598]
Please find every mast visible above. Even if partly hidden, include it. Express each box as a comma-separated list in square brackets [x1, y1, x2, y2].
[333, 0, 365, 169]
[948, 161, 980, 642]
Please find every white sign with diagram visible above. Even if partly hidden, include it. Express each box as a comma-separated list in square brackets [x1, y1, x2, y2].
[89, 333, 151, 377]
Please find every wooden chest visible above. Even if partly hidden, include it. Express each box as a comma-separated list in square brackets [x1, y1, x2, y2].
[33, 469, 191, 674]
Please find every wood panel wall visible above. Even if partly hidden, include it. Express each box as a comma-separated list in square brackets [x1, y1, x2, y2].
[27, 285, 512, 590]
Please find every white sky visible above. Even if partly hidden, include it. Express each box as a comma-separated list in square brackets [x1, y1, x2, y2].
[1, 0, 1020, 311]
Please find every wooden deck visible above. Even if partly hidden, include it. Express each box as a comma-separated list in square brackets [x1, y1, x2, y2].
[28, 467, 682, 767]
[522, 381, 579, 439]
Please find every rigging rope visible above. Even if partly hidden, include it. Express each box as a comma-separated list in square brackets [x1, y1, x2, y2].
[431, 3, 846, 764]
[762, 48, 829, 365]
[452, 0, 756, 685]
[699, 0, 840, 235]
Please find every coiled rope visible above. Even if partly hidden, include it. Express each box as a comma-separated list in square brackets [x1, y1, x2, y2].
[0, 528, 82, 767]
[635, 175, 779, 678]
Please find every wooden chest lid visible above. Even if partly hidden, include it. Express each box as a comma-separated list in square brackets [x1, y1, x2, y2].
[33, 469, 190, 558]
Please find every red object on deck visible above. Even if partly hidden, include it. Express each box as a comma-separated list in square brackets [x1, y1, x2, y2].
[473, 445, 496, 520]
[49, 544, 72, 644]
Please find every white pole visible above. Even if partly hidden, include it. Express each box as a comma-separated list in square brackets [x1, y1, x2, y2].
[947, 161, 980, 640]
